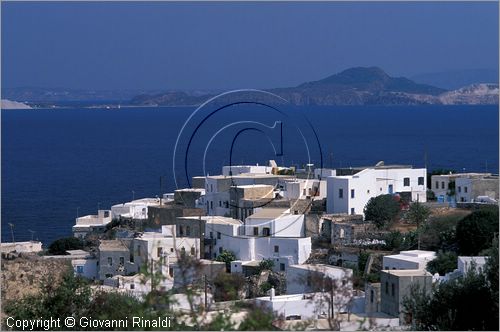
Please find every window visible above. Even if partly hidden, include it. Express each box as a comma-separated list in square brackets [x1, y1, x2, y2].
[338, 188, 343, 199]
[181, 247, 186, 254]
[274, 245, 279, 253]
[253, 227, 259, 236]
[385, 281, 389, 294]
[367, 190, 370, 194]
[169, 268, 174, 277]
[458, 186, 461, 193]
[391, 283, 395, 297]
[464, 186, 468, 193]
[130, 253, 134, 263]
[119, 257, 124, 265]
[210, 184, 213, 192]
[130, 284, 135, 290]
[217, 232, 221, 239]
[76, 266, 84, 274]
[370, 290, 374, 303]
[170, 248, 174, 253]
[418, 177, 424, 186]
[157, 247, 163, 257]
[435, 181, 439, 189]
[210, 231, 213, 239]
[219, 201, 221, 207]
[350, 208, 355, 215]
[351, 189, 355, 198]
[107, 257, 113, 266]
[339, 228, 345, 239]
[280, 263, 285, 271]
[179, 226, 184, 236]
[441, 181, 445, 189]
[263, 227, 270, 236]
[105, 273, 113, 278]
[404, 178, 410, 186]
[190, 247, 195, 256]
[137, 245, 141, 256]
[186, 226, 191, 236]
[219, 247, 223, 254]
[210, 201, 213, 209]
[307, 276, 312, 287]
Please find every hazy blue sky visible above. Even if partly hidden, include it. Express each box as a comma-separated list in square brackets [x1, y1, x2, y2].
[2, 2, 498, 90]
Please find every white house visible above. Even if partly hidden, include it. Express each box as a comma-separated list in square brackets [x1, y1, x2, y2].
[283, 179, 327, 200]
[382, 250, 436, 271]
[111, 198, 161, 220]
[0, 241, 43, 254]
[327, 163, 427, 216]
[72, 253, 99, 280]
[243, 208, 304, 238]
[132, 227, 200, 273]
[287, 264, 353, 295]
[73, 210, 112, 238]
[455, 174, 498, 203]
[458, 256, 487, 274]
[222, 164, 273, 176]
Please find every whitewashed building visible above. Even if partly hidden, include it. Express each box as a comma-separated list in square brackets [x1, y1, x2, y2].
[283, 179, 327, 200]
[327, 163, 427, 216]
[132, 226, 200, 276]
[287, 264, 353, 295]
[458, 256, 487, 274]
[243, 208, 304, 238]
[455, 174, 498, 203]
[73, 210, 112, 238]
[382, 250, 436, 271]
[111, 198, 162, 220]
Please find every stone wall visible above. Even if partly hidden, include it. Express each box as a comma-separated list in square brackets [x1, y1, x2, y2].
[1, 255, 71, 303]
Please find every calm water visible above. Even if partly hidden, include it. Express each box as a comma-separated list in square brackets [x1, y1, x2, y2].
[2, 105, 498, 244]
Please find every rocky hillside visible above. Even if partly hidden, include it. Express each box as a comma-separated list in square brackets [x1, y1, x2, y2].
[439, 83, 499, 105]
[130, 67, 499, 106]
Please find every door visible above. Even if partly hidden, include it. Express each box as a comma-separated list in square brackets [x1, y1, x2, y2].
[388, 184, 393, 194]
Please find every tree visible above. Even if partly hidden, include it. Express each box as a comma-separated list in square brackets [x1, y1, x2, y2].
[403, 268, 498, 331]
[47, 237, 84, 255]
[258, 259, 275, 273]
[215, 249, 237, 272]
[213, 272, 246, 302]
[426, 251, 457, 275]
[364, 194, 401, 229]
[456, 207, 499, 255]
[405, 202, 430, 249]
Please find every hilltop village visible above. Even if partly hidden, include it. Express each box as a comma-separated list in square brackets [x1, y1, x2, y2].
[2, 161, 499, 330]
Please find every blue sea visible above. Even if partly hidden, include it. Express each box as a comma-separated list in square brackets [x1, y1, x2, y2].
[2, 105, 498, 245]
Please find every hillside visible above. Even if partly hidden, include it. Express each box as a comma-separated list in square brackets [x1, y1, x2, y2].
[130, 67, 498, 106]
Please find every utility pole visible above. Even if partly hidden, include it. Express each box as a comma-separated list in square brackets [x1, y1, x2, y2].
[132, 190, 135, 201]
[150, 257, 154, 293]
[8, 223, 15, 243]
[204, 274, 208, 309]
[76, 207, 80, 218]
[28, 229, 35, 242]
[159, 176, 164, 205]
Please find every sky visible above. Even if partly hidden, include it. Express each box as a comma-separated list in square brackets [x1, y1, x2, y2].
[1, 1, 499, 91]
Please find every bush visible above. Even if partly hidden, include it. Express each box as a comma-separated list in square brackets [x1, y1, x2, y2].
[213, 272, 246, 302]
[364, 194, 401, 229]
[47, 237, 84, 255]
[427, 251, 457, 275]
[215, 250, 237, 272]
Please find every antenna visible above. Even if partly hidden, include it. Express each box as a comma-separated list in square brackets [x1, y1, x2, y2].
[8, 223, 15, 243]
[28, 229, 35, 242]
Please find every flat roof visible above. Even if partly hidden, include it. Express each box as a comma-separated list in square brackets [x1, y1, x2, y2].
[381, 269, 432, 277]
[289, 263, 351, 273]
[235, 184, 274, 189]
[458, 256, 487, 264]
[99, 240, 130, 251]
[247, 208, 289, 219]
[179, 215, 242, 225]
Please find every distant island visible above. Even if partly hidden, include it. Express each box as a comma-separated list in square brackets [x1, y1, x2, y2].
[2, 67, 498, 108]
[130, 67, 499, 106]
